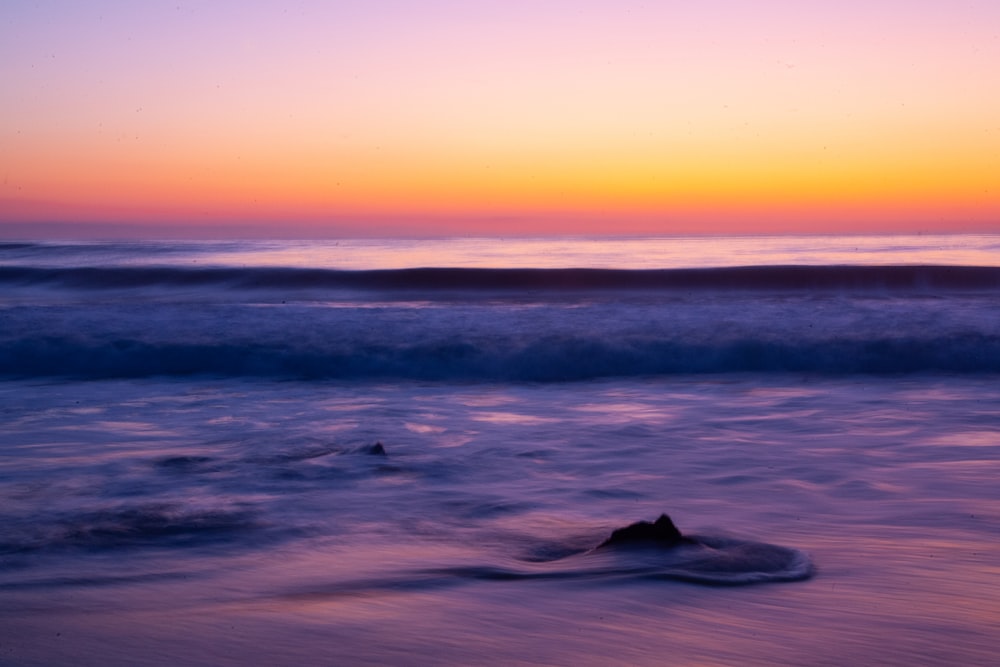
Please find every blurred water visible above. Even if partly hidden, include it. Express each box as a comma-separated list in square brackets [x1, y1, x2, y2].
[1, 376, 999, 665]
[1, 235, 999, 666]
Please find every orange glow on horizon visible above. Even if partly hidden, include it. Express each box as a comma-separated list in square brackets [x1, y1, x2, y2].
[1, 3, 998, 237]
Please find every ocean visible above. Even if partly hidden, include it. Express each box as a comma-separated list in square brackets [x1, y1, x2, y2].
[1, 234, 999, 666]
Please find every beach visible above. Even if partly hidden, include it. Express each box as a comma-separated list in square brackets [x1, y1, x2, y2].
[1, 235, 999, 665]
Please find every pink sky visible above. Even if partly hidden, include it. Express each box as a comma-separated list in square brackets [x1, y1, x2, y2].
[1, 1, 998, 237]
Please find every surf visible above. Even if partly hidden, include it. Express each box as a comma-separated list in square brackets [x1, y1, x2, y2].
[3, 264, 1000, 293]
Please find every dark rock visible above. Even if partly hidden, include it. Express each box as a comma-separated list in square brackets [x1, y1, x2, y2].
[598, 514, 696, 548]
[361, 442, 387, 456]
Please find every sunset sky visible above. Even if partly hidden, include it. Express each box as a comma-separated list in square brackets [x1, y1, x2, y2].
[2, 1, 998, 237]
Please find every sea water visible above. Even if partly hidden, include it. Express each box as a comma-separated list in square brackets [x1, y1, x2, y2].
[1, 235, 999, 666]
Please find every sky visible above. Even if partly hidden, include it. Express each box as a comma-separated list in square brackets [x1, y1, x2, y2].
[1, 0, 999, 237]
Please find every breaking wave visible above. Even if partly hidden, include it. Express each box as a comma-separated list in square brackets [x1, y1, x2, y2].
[3, 264, 1000, 293]
[2, 332, 999, 380]
[4, 260, 998, 381]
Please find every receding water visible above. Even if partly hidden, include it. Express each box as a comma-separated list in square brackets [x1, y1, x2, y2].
[1, 236, 999, 665]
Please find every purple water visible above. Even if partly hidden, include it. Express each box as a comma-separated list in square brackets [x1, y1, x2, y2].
[1, 236, 999, 666]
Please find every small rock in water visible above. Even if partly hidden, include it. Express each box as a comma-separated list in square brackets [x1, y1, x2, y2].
[598, 514, 696, 548]
[361, 442, 387, 456]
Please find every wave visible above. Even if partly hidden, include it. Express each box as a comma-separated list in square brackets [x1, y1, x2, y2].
[3, 333, 999, 380]
[4, 264, 1000, 293]
[450, 534, 813, 586]
[0, 503, 261, 556]
[277, 536, 812, 594]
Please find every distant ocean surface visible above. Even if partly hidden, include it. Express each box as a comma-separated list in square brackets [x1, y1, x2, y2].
[2, 235, 999, 666]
